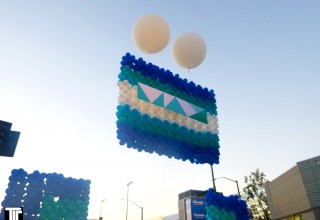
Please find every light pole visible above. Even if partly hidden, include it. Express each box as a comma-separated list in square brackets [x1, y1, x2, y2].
[121, 199, 143, 220]
[215, 177, 241, 198]
[126, 181, 133, 220]
[129, 200, 143, 220]
[210, 165, 217, 192]
[99, 199, 106, 220]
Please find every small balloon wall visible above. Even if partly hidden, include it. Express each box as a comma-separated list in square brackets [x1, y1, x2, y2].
[0, 168, 90, 220]
[117, 53, 220, 165]
[205, 189, 249, 220]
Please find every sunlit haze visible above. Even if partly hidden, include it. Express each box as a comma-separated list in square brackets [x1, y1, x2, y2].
[1, 1, 320, 219]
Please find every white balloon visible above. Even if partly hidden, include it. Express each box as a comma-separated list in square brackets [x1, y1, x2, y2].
[132, 14, 170, 54]
[172, 32, 207, 69]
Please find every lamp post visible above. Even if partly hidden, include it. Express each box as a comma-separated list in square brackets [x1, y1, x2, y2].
[210, 165, 217, 192]
[99, 199, 106, 220]
[129, 200, 143, 220]
[215, 177, 241, 198]
[121, 199, 143, 220]
[126, 181, 133, 220]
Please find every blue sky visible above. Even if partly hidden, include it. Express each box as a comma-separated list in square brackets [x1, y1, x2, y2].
[1, 1, 320, 219]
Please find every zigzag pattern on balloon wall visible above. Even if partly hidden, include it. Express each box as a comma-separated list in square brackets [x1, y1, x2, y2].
[118, 81, 219, 134]
[118, 65, 217, 115]
[137, 82, 208, 124]
[116, 53, 220, 165]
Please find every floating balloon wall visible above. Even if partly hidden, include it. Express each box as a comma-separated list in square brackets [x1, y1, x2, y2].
[1, 168, 90, 220]
[117, 53, 220, 165]
[205, 189, 249, 220]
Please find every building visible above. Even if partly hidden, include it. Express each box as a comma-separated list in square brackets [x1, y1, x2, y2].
[178, 190, 207, 220]
[265, 155, 320, 220]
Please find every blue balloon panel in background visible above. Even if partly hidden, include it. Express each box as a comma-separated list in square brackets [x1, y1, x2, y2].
[205, 189, 249, 220]
[0, 168, 91, 220]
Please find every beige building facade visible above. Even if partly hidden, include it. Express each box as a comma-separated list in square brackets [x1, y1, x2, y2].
[265, 155, 320, 220]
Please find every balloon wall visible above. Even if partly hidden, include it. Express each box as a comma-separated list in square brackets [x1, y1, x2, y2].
[0, 168, 90, 220]
[205, 189, 249, 220]
[117, 53, 220, 165]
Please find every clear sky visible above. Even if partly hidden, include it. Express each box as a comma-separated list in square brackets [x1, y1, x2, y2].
[1, 1, 320, 219]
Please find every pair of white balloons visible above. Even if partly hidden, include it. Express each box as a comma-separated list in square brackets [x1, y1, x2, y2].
[132, 14, 206, 70]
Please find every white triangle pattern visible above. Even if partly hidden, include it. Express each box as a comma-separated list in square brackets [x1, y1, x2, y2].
[139, 82, 206, 116]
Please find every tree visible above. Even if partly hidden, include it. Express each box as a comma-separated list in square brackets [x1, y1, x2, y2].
[243, 168, 270, 220]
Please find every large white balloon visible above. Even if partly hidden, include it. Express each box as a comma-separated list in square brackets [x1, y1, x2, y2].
[132, 14, 170, 54]
[172, 32, 207, 69]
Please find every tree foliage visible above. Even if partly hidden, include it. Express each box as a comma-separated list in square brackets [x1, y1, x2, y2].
[243, 169, 270, 220]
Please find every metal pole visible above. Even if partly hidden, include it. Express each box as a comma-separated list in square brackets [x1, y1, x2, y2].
[210, 165, 217, 192]
[126, 181, 133, 220]
[215, 177, 241, 199]
[126, 186, 129, 220]
[99, 199, 105, 220]
[235, 180, 241, 199]
[141, 207, 143, 220]
[100, 202, 103, 219]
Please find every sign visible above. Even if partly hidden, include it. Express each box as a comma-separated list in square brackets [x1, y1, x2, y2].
[4, 207, 23, 220]
[185, 198, 206, 220]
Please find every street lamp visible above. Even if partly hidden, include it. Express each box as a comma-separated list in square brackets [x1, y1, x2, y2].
[99, 199, 106, 220]
[121, 199, 143, 220]
[215, 177, 241, 198]
[126, 181, 134, 220]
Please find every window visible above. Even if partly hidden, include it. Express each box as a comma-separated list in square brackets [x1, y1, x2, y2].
[293, 214, 301, 220]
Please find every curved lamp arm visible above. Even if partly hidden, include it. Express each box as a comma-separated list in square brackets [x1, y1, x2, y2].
[215, 177, 241, 198]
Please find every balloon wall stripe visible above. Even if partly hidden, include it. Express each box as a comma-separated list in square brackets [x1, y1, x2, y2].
[118, 65, 217, 115]
[0, 169, 91, 220]
[118, 80, 219, 134]
[116, 105, 220, 148]
[116, 53, 220, 165]
[205, 189, 250, 220]
[120, 53, 216, 102]
[206, 206, 236, 220]
[117, 123, 220, 165]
